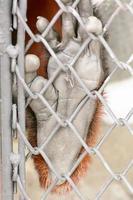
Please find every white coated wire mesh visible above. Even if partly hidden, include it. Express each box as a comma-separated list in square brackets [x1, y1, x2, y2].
[0, 0, 133, 200]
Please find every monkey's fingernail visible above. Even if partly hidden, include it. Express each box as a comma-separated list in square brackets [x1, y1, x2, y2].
[25, 54, 40, 72]
[86, 16, 103, 35]
[36, 16, 49, 33]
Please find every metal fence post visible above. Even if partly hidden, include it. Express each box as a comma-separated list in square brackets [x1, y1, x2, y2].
[17, 1, 27, 199]
[0, 0, 13, 199]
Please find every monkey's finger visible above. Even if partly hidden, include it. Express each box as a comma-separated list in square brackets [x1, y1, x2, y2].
[60, 0, 76, 47]
[77, 0, 93, 40]
[78, 0, 93, 21]
[25, 54, 40, 85]
[36, 17, 60, 49]
[29, 76, 58, 120]
[25, 54, 58, 113]
[78, 0, 102, 40]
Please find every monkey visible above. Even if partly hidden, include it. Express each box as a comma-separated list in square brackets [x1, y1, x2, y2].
[25, 0, 107, 194]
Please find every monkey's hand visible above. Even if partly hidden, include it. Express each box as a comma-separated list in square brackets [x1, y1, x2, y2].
[25, 0, 104, 190]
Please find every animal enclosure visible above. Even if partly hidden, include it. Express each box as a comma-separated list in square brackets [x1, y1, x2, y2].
[0, 0, 133, 200]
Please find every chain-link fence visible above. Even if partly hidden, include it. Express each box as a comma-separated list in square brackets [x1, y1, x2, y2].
[0, 0, 133, 200]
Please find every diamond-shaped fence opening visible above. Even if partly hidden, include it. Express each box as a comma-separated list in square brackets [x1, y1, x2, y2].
[0, 0, 133, 200]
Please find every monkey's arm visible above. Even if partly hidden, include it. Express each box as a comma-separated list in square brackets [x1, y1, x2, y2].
[25, 0, 105, 194]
